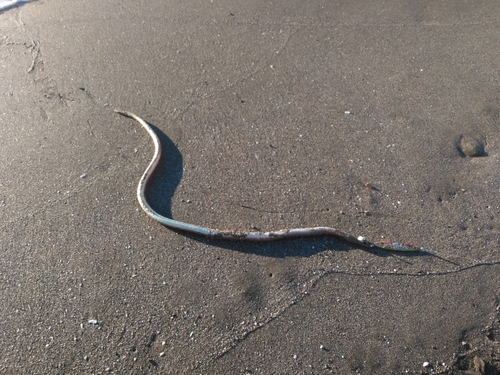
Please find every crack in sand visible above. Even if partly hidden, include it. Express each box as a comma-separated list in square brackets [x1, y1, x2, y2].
[171, 26, 299, 123]
[202, 259, 500, 370]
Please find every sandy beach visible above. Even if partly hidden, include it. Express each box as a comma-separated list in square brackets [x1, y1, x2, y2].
[1, 1, 499, 373]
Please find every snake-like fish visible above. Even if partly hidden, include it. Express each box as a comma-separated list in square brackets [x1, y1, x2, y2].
[115, 109, 427, 252]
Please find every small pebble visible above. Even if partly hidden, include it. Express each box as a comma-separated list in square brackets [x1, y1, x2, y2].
[458, 135, 485, 157]
[80, 173, 87, 178]
[88, 319, 98, 325]
[293, 354, 298, 360]
[159, 352, 165, 357]
[423, 361, 430, 368]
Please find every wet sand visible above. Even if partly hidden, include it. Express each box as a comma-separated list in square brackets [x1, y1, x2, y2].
[1, 1, 499, 373]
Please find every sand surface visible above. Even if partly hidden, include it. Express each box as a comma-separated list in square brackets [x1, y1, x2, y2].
[1, 1, 499, 373]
